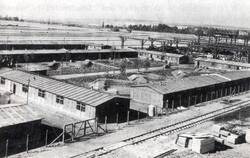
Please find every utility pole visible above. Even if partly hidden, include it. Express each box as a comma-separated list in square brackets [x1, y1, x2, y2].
[26, 79, 30, 104]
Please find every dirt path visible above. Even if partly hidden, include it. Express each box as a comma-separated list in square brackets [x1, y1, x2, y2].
[51, 67, 164, 80]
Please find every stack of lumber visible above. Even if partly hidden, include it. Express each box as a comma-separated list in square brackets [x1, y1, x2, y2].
[245, 129, 250, 143]
[192, 136, 215, 154]
[176, 133, 215, 154]
[212, 125, 245, 145]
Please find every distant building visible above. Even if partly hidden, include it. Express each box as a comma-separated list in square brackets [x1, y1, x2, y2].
[195, 57, 250, 70]
[0, 48, 138, 63]
[138, 50, 188, 64]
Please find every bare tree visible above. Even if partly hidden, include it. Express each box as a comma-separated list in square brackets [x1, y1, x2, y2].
[143, 59, 151, 72]
[133, 58, 142, 72]
[119, 59, 127, 77]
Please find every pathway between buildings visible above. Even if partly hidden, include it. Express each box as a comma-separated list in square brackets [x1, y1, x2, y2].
[51, 66, 164, 80]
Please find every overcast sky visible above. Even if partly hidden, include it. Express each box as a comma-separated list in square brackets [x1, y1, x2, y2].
[1, 0, 250, 28]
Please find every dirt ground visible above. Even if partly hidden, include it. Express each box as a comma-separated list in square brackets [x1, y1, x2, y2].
[104, 101, 250, 158]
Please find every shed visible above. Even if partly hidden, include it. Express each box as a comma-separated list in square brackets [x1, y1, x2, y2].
[0, 104, 42, 156]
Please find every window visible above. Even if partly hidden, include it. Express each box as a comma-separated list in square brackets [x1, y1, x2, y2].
[1, 78, 5, 84]
[38, 89, 45, 98]
[22, 84, 29, 93]
[56, 95, 64, 104]
[76, 102, 86, 112]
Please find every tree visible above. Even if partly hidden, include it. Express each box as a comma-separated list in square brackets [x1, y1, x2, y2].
[143, 59, 151, 71]
[119, 59, 127, 77]
[23, 54, 30, 70]
[133, 58, 142, 72]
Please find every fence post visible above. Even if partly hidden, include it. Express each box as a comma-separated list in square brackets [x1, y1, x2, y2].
[5, 139, 8, 158]
[127, 111, 130, 125]
[62, 126, 65, 143]
[84, 121, 87, 136]
[116, 113, 119, 126]
[105, 116, 108, 133]
[26, 134, 29, 153]
[45, 129, 48, 147]
[137, 110, 140, 121]
[71, 124, 74, 142]
[95, 117, 98, 134]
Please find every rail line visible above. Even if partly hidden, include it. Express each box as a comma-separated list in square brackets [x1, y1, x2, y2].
[71, 99, 250, 158]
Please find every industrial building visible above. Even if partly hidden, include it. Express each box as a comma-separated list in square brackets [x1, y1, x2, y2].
[0, 69, 129, 122]
[0, 49, 138, 63]
[0, 40, 89, 50]
[130, 71, 250, 114]
[195, 57, 250, 70]
[138, 50, 188, 64]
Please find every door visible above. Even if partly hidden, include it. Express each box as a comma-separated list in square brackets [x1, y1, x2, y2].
[13, 84, 16, 94]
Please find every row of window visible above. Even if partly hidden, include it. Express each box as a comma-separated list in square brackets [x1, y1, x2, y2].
[1, 78, 5, 84]
[1, 79, 86, 112]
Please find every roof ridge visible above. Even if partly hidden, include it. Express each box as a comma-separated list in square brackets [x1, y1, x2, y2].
[209, 73, 231, 81]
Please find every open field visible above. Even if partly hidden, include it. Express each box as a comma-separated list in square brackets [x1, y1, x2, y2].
[47, 62, 116, 76]
[0, 20, 196, 49]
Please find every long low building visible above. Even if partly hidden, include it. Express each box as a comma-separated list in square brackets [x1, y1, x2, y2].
[0, 48, 138, 63]
[138, 49, 188, 64]
[195, 57, 250, 70]
[130, 71, 250, 114]
[0, 68, 129, 123]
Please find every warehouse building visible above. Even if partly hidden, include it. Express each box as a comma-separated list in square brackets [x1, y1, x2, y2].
[0, 69, 129, 122]
[138, 50, 188, 64]
[195, 57, 250, 70]
[0, 48, 138, 64]
[0, 40, 89, 50]
[130, 71, 250, 114]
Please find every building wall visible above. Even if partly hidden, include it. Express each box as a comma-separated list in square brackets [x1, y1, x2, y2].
[0, 120, 42, 157]
[131, 78, 250, 114]
[164, 78, 250, 109]
[0, 78, 96, 119]
[139, 51, 186, 64]
[195, 60, 250, 70]
[130, 86, 163, 110]
[96, 97, 130, 123]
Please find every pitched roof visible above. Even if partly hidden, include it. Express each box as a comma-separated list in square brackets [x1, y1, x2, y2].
[195, 57, 250, 68]
[0, 48, 136, 55]
[0, 69, 115, 107]
[138, 50, 184, 58]
[0, 104, 42, 128]
[132, 71, 250, 94]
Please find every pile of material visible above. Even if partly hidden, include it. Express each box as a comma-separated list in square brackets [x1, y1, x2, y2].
[212, 125, 245, 145]
[176, 133, 215, 154]
[171, 70, 187, 79]
[245, 129, 250, 143]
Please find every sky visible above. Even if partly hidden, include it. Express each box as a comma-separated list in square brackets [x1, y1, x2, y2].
[1, 0, 250, 28]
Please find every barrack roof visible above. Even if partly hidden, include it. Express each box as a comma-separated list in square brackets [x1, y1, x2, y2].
[0, 69, 115, 107]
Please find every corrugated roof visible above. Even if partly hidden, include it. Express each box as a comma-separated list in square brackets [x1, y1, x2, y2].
[195, 57, 250, 68]
[0, 69, 115, 107]
[0, 40, 90, 45]
[0, 104, 42, 128]
[139, 50, 184, 58]
[132, 71, 250, 94]
[0, 48, 136, 55]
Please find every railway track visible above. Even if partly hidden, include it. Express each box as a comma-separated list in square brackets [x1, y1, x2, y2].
[72, 99, 250, 158]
